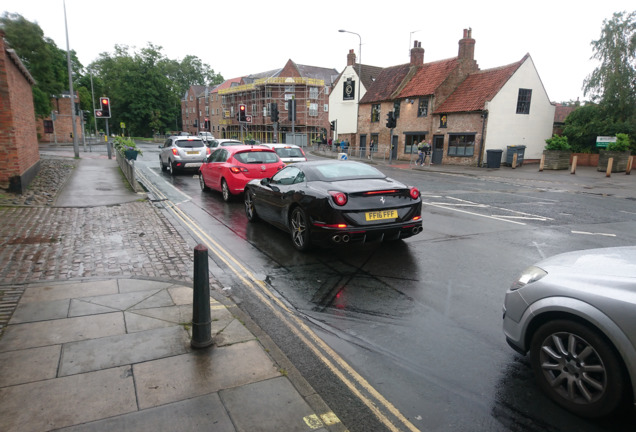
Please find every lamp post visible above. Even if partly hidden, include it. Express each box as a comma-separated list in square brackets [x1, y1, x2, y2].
[338, 29, 361, 137]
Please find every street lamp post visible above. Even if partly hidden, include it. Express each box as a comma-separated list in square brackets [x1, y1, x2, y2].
[338, 29, 362, 138]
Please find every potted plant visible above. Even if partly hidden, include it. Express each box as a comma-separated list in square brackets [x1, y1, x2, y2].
[113, 137, 143, 160]
[598, 133, 631, 172]
[543, 135, 571, 170]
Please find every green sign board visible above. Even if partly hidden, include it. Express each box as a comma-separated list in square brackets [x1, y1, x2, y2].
[596, 136, 616, 148]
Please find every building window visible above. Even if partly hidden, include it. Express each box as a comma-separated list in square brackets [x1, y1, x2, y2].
[447, 134, 475, 157]
[418, 97, 429, 117]
[309, 103, 318, 116]
[43, 120, 53, 133]
[516, 89, 532, 114]
[325, 86, 330, 95]
[394, 101, 401, 118]
[266, 87, 272, 98]
[324, 104, 329, 112]
[371, 104, 380, 122]
[285, 85, 295, 93]
[252, 104, 257, 116]
[309, 87, 319, 99]
[404, 134, 427, 154]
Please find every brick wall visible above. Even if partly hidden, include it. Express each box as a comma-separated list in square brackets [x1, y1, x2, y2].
[0, 31, 40, 192]
[37, 95, 83, 143]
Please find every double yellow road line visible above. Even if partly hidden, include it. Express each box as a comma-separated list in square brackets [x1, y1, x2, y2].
[138, 170, 420, 432]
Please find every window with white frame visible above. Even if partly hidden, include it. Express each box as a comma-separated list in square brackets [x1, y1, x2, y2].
[309, 103, 318, 116]
[285, 85, 294, 93]
[447, 134, 475, 157]
[324, 104, 329, 112]
[309, 87, 319, 99]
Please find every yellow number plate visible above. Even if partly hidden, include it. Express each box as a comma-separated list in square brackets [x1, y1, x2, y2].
[186, 151, 199, 155]
[365, 209, 398, 221]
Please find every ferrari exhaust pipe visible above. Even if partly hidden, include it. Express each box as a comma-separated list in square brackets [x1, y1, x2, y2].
[332, 235, 341, 243]
[342, 234, 350, 243]
[412, 226, 423, 234]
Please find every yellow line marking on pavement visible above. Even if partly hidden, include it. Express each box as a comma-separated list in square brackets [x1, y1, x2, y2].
[162, 201, 419, 432]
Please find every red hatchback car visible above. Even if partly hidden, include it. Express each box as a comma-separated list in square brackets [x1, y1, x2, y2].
[199, 145, 286, 201]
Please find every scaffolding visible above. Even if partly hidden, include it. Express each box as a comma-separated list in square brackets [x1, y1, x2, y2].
[218, 76, 330, 146]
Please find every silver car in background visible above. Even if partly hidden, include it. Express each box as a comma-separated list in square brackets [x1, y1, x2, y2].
[158, 136, 210, 175]
[503, 246, 636, 418]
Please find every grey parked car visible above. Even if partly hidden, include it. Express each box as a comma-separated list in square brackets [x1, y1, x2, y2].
[503, 246, 636, 418]
[158, 136, 210, 175]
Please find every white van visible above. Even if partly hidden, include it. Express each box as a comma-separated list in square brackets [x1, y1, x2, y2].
[197, 131, 214, 143]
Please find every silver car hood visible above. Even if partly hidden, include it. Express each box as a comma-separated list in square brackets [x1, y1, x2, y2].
[537, 246, 636, 279]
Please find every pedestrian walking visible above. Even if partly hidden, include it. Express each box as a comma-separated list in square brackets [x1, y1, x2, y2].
[368, 139, 375, 159]
[416, 141, 425, 166]
[423, 139, 432, 164]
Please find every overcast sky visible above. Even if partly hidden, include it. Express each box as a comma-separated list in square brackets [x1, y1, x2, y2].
[2, 0, 634, 103]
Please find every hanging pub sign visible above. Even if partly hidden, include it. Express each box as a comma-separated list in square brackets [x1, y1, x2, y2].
[343, 77, 355, 101]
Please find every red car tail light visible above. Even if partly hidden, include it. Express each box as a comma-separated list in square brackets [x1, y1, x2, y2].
[229, 166, 248, 174]
[409, 187, 420, 199]
[329, 191, 348, 206]
[171, 148, 179, 156]
[363, 190, 398, 196]
[206, 147, 211, 156]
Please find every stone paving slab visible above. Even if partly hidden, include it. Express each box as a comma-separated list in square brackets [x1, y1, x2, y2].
[220, 376, 327, 432]
[0, 345, 61, 387]
[134, 339, 281, 410]
[0, 312, 125, 352]
[56, 393, 236, 432]
[58, 325, 190, 376]
[0, 366, 137, 432]
[18, 280, 120, 303]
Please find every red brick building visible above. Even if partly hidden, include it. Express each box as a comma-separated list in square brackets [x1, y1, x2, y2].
[38, 93, 83, 143]
[0, 29, 40, 193]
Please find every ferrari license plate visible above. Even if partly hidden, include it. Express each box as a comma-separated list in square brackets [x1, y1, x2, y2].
[365, 209, 398, 221]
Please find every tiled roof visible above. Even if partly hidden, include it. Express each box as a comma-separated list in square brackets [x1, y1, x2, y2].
[213, 77, 243, 92]
[331, 63, 383, 93]
[297, 64, 340, 85]
[359, 63, 413, 104]
[434, 55, 527, 113]
[554, 105, 576, 123]
[399, 58, 459, 98]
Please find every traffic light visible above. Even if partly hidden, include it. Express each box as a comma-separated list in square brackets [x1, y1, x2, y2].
[386, 111, 396, 128]
[270, 103, 279, 122]
[99, 97, 111, 118]
[82, 111, 88, 123]
[238, 104, 247, 122]
[330, 120, 336, 131]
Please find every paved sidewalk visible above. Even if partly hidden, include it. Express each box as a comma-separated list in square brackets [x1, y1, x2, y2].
[0, 154, 341, 432]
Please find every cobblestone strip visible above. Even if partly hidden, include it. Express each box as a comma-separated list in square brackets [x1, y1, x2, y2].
[0, 201, 196, 336]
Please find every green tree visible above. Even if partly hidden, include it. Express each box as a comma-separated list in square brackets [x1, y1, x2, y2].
[1, 12, 82, 117]
[583, 11, 636, 122]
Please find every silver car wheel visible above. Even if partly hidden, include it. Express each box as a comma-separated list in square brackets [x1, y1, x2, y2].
[530, 320, 624, 418]
[221, 179, 231, 202]
[244, 190, 258, 222]
[290, 207, 310, 251]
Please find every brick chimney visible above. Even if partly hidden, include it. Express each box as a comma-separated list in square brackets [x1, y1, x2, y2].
[347, 49, 356, 67]
[410, 41, 424, 66]
[458, 28, 475, 60]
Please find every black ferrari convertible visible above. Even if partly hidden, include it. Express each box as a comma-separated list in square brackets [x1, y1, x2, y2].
[243, 160, 423, 251]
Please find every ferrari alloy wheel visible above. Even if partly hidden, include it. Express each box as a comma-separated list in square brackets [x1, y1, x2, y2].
[199, 172, 208, 191]
[221, 179, 231, 202]
[530, 319, 625, 418]
[244, 190, 259, 222]
[290, 207, 311, 251]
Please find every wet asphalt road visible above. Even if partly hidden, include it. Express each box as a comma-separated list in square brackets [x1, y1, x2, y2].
[135, 142, 636, 432]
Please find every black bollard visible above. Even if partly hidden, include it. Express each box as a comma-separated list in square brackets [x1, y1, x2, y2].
[191, 244, 213, 349]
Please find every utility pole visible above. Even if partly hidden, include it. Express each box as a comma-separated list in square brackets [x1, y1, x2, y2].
[63, 0, 79, 158]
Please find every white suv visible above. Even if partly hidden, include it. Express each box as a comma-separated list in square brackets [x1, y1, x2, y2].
[158, 136, 210, 175]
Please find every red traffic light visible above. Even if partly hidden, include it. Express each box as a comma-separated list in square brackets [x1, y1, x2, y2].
[101, 98, 109, 105]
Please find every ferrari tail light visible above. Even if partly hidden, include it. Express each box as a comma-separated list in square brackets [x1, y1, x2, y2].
[329, 191, 348, 206]
[409, 187, 420, 199]
[364, 190, 398, 196]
